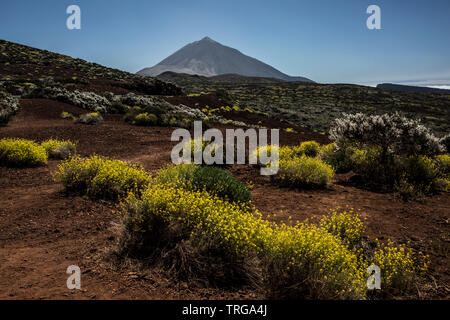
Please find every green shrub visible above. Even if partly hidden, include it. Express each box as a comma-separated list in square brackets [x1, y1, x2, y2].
[76, 112, 104, 125]
[0, 138, 47, 167]
[191, 166, 251, 203]
[400, 155, 439, 194]
[155, 164, 251, 204]
[41, 139, 76, 159]
[0, 113, 11, 126]
[350, 147, 397, 185]
[54, 155, 151, 199]
[319, 143, 355, 173]
[275, 155, 334, 188]
[109, 101, 127, 114]
[298, 141, 320, 157]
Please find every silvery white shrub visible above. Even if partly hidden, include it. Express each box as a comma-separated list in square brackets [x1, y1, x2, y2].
[28, 87, 111, 113]
[0, 90, 19, 122]
[120, 93, 168, 109]
[172, 104, 207, 119]
[329, 112, 445, 156]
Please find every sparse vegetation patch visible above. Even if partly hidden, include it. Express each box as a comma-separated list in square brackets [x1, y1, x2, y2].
[75, 112, 104, 125]
[41, 138, 76, 159]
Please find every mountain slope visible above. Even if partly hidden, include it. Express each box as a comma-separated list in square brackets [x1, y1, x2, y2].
[0, 39, 182, 96]
[137, 37, 313, 82]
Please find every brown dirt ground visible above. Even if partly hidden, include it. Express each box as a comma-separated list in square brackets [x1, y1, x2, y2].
[0, 99, 448, 299]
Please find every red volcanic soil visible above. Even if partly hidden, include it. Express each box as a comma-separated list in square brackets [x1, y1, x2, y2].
[0, 99, 448, 299]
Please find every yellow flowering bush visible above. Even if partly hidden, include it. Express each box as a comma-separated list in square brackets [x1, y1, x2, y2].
[134, 112, 158, 126]
[434, 154, 450, 176]
[372, 239, 429, 295]
[253, 141, 321, 167]
[54, 155, 151, 199]
[263, 222, 367, 299]
[60, 111, 75, 120]
[120, 182, 368, 298]
[41, 138, 76, 159]
[119, 183, 267, 284]
[254, 144, 335, 188]
[252, 145, 277, 166]
[319, 208, 365, 249]
[252, 145, 300, 165]
[122, 185, 267, 255]
[275, 155, 334, 188]
[0, 138, 47, 167]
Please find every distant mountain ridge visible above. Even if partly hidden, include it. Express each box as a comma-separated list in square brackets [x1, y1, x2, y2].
[377, 83, 450, 94]
[137, 37, 313, 82]
[157, 71, 289, 85]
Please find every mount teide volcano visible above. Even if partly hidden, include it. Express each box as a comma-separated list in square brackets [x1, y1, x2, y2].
[137, 37, 313, 82]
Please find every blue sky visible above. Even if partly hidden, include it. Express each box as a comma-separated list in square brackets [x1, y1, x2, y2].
[1, 0, 449, 87]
